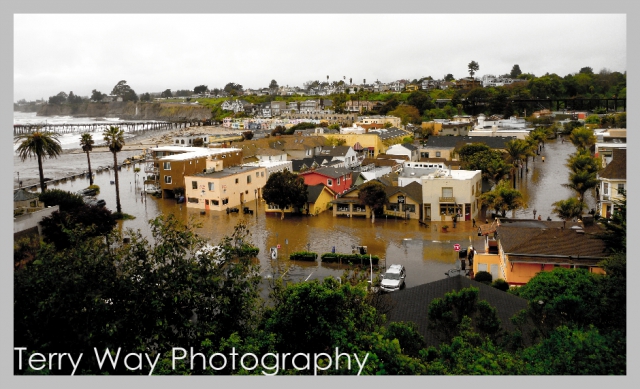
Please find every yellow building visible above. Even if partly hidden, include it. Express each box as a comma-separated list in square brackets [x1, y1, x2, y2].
[184, 165, 266, 211]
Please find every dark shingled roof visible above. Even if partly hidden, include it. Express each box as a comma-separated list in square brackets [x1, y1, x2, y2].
[302, 166, 352, 179]
[386, 276, 528, 348]
[424, 135, 516, 150]
[14, 189, 39, 202]
[599, 148, 626, 180]
[319, 145, 352, 157]
[385, 181, 423, 203]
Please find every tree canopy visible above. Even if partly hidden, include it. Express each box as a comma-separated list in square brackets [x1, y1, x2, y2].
[110, 80, 138, 102]
[262, 170, 308, 219]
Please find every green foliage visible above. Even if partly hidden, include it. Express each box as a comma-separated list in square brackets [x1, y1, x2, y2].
[568, 127, 596, 151]
[110, 80, 138, 102]
[474, 271, 492, 283]
[562, 170, 599, 206]
[479, 180, 526, 217]
[468, 60, 479, 78]
[320, 253, 379, 265]
[14, 130, 63, 192]
[40, 205, 117, 250]
[491, 279, 510, 291]
[262, 170, 308, 219]
[596, 190, 626, 253]
[427, 287, 502, 343]
[357, 181, 387, 221]
[38, 189, 85, 212]
[520, 326, 625, 374]
[584, 114, 601, 125]
[289, 251, 318, 261]
[192, 137, 204, 147]
[552, 197, 585, 222]
[566, 149, 602, 175]
[103, 126, 125, 214]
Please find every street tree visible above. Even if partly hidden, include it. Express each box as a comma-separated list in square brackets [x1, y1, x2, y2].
[357, 181, 388, 223]
[563, 170, 599, 209]
[552, 197, 586, 227]
[161, 89, 173, 98]
[504, 139, 530, 187]
[406, 90, 435, 113]
[569, 127, 597, 151]
[388, 104, 421, 125]
[468, 60, 480, 78]
[80, 133, 95, 185]
[14, 130, 62, 192]
[479, 180, 526, 217]
[103, 126, 125, 214]
[566, 149, 602, 175]
[262, 170, 308, 219]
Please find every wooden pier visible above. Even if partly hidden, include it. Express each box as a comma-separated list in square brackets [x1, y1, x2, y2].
[13, 119, 209, 136]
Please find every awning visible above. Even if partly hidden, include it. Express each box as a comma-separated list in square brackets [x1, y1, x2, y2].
[353, 142, 363, 151]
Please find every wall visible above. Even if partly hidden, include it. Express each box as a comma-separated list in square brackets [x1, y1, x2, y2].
[14, 205, 59, 235]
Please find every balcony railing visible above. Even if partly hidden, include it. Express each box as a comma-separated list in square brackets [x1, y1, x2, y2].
[439, 196, 456, 203]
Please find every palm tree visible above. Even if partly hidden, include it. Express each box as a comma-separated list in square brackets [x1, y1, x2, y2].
[103, 126, 125, 214]
[566, 149, 602, 175]
[14, 130, 62, 192]
[569, 127, 597, 151]
[563, 170, 599, 209]
[504, 139, 529, 188]
[479, 180, 526, 217]
[552, 197, 586, 228]
[80, 133, 95, 185]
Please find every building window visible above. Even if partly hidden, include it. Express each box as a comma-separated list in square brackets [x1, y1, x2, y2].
[436, 151, 441, 157]
[404, 204, 415, 213]
[256, 172, 259, 177]
[337, 204, 349, 212]
[222, 198, 229, 205]
[337, 177, 340, 185]
[163, 162, 171, 170]
[442, 187, 453, 198]
[208, 182, 215, 191]
[618, 183, 625, 193]
[235, 178, 239, 184]
[212, 199, 219, 206]
[603, 182, 609, 195]
[187, 197, 199, 204]
[247, 175, 252, 184]
[164, 175, 172, 184]
[192, 181, 198, 189]
[388, 203, 399, 211]
[327, 179, 333, 186]
[440, 204, 455, 215]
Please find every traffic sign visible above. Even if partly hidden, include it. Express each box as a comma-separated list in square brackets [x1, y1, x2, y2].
[453, 243, 461, 252]
[277, 244, 281, 249]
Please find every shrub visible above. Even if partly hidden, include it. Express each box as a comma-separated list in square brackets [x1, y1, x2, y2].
[289, 251, 317, 261]
[491, 278, 510, 291]
[474, 271, 492, 283]
[320, 253, 379, 265]
[38, 189, 85, 212]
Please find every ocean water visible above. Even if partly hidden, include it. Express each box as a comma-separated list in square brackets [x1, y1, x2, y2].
[13, 111, 160, 151]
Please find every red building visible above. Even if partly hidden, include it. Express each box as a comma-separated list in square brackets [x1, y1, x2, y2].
[300, 166, 353, 196]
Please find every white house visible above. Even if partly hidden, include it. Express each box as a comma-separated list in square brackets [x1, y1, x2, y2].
[420, 168, 482, 223]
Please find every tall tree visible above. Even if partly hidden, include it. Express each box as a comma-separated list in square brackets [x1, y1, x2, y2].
[103, 126, 125, 214]
[510, 64, 522, 78]
[468, 60, 479, 78]
[566, 150, 601, 175]
[563, 170, 599, 209]
[569, 127, 597, 151]
[110, 80, 138, 102]
[90, 89, 105, 102]
[80, 133, 95, 185]
[444, 73, 455, 82]
[14, 130, 62, 192]
[357, 181, 387, 223]
[194, 85, 208, 94]
[269, 79, 279, 89]
[161, 89, 173, 98]
[262, 170, 308, 219]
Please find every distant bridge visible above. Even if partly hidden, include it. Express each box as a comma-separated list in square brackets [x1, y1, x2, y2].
[13, 119, 212, 136]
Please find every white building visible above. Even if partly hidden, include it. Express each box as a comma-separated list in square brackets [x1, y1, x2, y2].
[420, 168, 482, 223]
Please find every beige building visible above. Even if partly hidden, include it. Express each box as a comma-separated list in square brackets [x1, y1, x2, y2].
[184, 165, 267, 211]
[421, 169, 482, 223]
[356, 115, 402, 128]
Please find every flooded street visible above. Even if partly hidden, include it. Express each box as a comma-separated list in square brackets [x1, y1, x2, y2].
[15, 137, 591, 287]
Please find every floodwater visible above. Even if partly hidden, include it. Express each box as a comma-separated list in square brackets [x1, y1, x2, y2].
[14, 137, 592, 287]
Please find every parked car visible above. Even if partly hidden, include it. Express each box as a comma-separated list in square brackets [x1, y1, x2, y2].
[380, 264, 406, 292]
[88, 199, 106, 208]
[77, 188, 97, 196]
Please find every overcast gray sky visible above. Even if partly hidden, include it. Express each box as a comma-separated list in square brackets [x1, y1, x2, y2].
[14, 13, 626, 101]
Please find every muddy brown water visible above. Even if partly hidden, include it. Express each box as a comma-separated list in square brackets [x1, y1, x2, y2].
[15, 138, 593, 287]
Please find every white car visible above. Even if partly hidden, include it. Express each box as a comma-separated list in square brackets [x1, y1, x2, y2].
[380, 264, 406, 292]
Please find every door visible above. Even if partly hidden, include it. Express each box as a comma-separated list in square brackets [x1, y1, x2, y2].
[490, 264, 499, 280]
[424, 204, 431, 220]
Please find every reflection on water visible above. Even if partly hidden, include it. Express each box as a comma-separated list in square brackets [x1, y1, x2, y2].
[15, 138, 590, 287]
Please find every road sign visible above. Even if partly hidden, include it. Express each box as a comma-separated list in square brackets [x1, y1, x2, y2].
[277, 244, 281, 249]
[397, 195, 405, 204]
[453, 243, 461, 252]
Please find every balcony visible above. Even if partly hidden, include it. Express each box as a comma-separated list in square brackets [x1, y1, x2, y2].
[439, 196, 456, 203]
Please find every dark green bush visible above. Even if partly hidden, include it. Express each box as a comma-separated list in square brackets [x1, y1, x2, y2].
[491, 278, 510, 291]
[289, 251, 317, 261]
[474, 271, 492, 283]
[320, 253, 379, 265]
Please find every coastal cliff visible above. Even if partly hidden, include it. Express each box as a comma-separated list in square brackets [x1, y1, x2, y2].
[34, 102, 212, 121]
